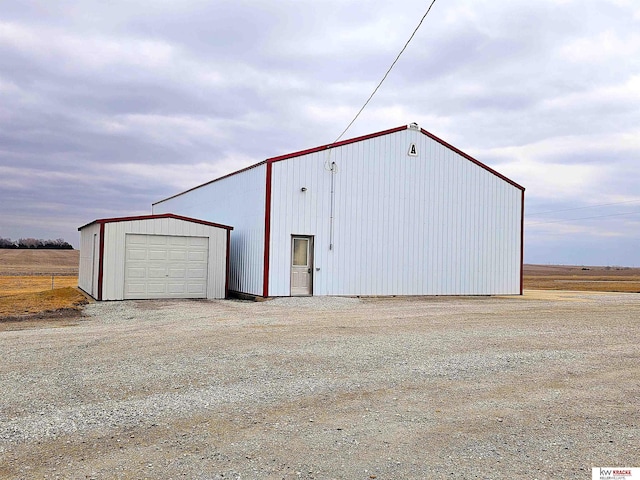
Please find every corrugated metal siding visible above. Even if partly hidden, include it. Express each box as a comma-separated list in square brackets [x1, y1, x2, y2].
[153, 165, 266, 296]
[268, 128, 522, 296]
[101, 218, 228, 300]
[78, 223, 100, 298]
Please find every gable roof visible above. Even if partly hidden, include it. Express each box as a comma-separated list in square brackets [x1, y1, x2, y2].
[418, 128, 523, 191]
[154, 124, 524, 205]
[78, 213, 233, 231]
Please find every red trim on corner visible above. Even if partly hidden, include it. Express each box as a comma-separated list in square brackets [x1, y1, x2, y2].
[263, 161, 273, 298]
[78, 213, 233, 231]
[520, 189, 525, 295]
[266, 125, 409, 164]
[420, 128, 525, 191]
[97, 223, 105, 301]
[225, 229, 231, 299]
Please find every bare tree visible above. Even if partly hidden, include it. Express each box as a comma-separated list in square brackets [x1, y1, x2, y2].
[0, 237, 17, 248]
[1, 237, 73, 249]
[18, 238, 44, 249]
[42, 239, 73, 249]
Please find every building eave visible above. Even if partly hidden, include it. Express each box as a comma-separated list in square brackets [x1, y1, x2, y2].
[78, 213, 233, 231]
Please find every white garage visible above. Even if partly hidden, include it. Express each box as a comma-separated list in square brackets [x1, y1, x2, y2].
[78, 214, 233, 301]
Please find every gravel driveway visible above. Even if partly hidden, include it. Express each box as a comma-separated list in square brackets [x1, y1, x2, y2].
[1, 292, 638, 479]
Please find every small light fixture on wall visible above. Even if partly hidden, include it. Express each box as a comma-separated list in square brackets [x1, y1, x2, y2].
[300, 187, 307, 192]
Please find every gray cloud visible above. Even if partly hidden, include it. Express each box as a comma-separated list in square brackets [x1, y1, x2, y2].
[0, 0, 639, 265]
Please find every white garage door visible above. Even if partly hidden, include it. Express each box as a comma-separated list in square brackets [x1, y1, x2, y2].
[124, 234, 209, 299]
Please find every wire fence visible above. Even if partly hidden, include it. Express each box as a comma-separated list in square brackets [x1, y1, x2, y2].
[0, 274, 78, 297]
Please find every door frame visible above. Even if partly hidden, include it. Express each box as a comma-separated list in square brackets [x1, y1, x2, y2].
[290, 235, 314, 296]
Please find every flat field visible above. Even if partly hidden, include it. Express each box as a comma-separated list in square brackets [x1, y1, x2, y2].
[523, 264, 640, 293]
[0, 249, 79, 275]
[0, 250, 82, 316]
[0, 293, 638, 479]
[2, 249, 640, 295]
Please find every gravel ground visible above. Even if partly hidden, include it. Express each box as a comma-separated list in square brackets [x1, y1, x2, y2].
[0, 291, 638, 479]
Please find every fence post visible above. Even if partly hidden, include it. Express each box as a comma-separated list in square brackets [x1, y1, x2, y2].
[51, 274, 54, 290]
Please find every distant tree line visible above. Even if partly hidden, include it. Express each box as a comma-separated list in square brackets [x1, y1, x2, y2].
[0, 237, 73, 249]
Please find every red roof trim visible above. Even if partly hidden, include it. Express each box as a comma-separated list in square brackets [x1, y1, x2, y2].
[153, 161, 267, 206]
[265, 125, 409, 164]
[78, 213, 233, 231]
[419, 128, 525, 191]
[153, 125, 523, 207]
[153, 126, 409, 205]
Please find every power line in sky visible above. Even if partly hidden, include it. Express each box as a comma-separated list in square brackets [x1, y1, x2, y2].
[527, 199, 640, 217]
[527, 210, 640, 227]
[333, 0, 439, 144]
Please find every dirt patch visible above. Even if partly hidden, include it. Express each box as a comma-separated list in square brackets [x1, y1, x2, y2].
[0, 309, 85, 332]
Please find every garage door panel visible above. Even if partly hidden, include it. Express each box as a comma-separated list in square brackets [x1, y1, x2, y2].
[169, 250, 187, 261]
[126, 283, 145, 294]
[188, 237, 208, 247]
[187, 282, 206, 293]
[148, 250, 167, 261]
[148, 236, 168, 246]
[147, 283, 168, 294]
[168, 236, 188, 246]
[167, 283, 187, 294]
[128, 249, 148, 261]
[124, 234, 209, 299]
[188, 251, 207, 262]
[187, 268, 207, 279]
[168, 267, 186, 279]
[148, 267, 167, 278]
[126, 267, 146, 279]
[127, 236, 147, 245]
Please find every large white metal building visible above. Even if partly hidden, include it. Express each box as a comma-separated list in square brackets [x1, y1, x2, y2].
[153, 124, 525, 298]
[78, 214, 233, 300]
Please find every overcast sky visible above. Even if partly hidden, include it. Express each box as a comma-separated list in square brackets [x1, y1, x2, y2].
[1, 0, 639, 266]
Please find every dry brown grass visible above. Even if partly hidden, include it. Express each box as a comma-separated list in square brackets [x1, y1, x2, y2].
[0, 250, 84, 319]
[0, 275, 79, 297]
[523, 264, 640, 293]
[0, 287, 88, 319]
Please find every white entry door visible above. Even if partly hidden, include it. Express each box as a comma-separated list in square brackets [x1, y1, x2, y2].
[124, 234, 209, 299]
[290, 236, 313, 296]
